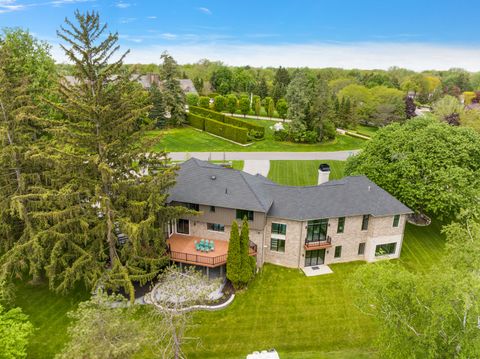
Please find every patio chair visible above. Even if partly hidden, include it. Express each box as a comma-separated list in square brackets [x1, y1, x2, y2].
[210, 240, 215, 251]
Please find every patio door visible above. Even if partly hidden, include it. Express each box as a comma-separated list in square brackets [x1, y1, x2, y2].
[176, 219, 190, 234]
[305, 249, 325, 267]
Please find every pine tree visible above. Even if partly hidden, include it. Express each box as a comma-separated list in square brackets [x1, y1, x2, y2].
[0, 29, 57, 284]
[47, 11, 190, 300]
[226, 221, 241, 287]
[238, 217, 255, 286]
[159, 52, 186, 126]
[148, 84, 165, 127]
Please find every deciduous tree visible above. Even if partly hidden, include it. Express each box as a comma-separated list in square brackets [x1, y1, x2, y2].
[345, 117, 480, 219]
[226, 94, 238, 115]
[0, 304, 34, 358]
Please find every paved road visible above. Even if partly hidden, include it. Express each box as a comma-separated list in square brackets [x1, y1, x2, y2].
[243, 160, 270, 176]
[169, 150, 360, 161]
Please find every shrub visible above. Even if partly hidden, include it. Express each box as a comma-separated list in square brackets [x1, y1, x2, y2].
[186, 93, 199, 107]
[273, 129, 288, 141]
[187, 113, 205, 130]
[204, 118, 248, 144]
[321, 120, 337, 141]
[198, 96, 210, 109]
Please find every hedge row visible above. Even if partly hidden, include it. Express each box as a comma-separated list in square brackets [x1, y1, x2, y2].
[187, 113, 248, 144]
[204, 118, 248, 144]
[188, 113, 205, 130]
[189, 106, 264, 137]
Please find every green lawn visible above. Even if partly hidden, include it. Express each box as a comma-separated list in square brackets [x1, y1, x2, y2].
[149, 121, 365, 152]
[268, 160, 346, 186]
[13, 283, 89, 358]
[354, 125, 379, 138]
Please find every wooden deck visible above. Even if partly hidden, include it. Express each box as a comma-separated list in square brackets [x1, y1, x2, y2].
[167, 233, 257, 268]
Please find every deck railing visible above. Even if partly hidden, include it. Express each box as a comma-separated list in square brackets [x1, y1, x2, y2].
[169, 251, 228, 266]
[304, 236, 332, 250]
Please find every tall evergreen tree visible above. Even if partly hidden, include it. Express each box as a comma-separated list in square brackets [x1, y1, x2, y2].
[148, 83, 165, 127]
[0, 29, 57, 283]
[47, 11, 190, 299]
[159, 52, 186, 127]
[226, 221, 241, 287]
[272, 66, 290, 102]
[238, 218, 255, 286]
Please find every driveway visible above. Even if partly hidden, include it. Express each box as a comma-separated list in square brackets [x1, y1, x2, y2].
[169, 150, 360, 161]
[243, 160, 270, 177]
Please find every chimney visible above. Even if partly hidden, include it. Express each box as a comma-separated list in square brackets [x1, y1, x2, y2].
[318, 163, 331, 185]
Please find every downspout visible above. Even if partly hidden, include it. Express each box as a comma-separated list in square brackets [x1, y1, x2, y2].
[297, 220, 305, 268]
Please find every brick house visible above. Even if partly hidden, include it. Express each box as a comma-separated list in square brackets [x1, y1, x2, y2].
[166, 158, 412, 274]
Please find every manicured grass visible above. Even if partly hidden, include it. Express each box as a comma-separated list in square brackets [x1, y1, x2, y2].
[13, 282, 89, 359]
[149, 122, 365, 152]
[184, 219, 446, 358]
[268, 160, 346, 186]
[185, 262, 378, 359]
[355, 125, 379, 138]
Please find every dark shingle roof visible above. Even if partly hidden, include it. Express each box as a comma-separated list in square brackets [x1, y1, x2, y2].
[168, 158, 412, 220]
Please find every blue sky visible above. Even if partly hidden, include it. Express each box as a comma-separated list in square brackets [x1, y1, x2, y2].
[1, 0, 480, 70]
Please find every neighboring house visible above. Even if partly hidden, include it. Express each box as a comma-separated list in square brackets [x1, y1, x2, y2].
[63, 74, 198, 95]
[166, 158, 412, 275]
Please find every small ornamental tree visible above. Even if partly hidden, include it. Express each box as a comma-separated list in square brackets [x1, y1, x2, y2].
[0, 305, 34, 358]
[253, 95, 261, 116]
[226, 94, 238, 114]
[226, 221, 241, 287]
[276, 98, 288, 120]
[405, 96, 416, 119]
[213, 95, 226, 112]
[239, 96, 250, 117]
[238, 217, 256, 286]
[198, 96, 210, 109]
[266, 97, 275, 118]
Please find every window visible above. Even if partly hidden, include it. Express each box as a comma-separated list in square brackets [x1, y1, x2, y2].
[306, 219, 328, 242]
[210, 206, 215, 213]
[270, 237, 285, 252]
[334, 245, 342, 258]
[236, 209, 254, 221]
[393, 214, 400, 227]
[375, 242, 397, 256]
[361, 215, 369, 231]
[176, 219, 189, 234]
[271, 223, 287, 235]
[358, 242, 365, 255]
[207, 223, 224, 232]
[337, 217, 345, 233]
[186, 203, 199, 211]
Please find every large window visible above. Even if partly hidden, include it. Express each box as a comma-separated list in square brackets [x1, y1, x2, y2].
[337, 217, 345, 233]
[236, 209, 254, 221]
[334, 245, 342, 258]
[270, 237, 285, 252]
[176, 219, 189, 234]
[271, 223, 287, 235]
[207, 223, 225, 232]
[361, 215, 369, 231]
[306, 219, 328, 242]
[358, 242, 365, 255]
[393, 214, 400, 227]
[375, 242, 397, 256]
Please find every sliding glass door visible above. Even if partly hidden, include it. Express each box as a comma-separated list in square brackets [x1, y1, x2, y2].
[305, 249, 326, 266]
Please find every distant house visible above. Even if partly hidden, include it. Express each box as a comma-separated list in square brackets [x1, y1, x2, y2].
[63, 73, 198, 95]
[165, 159, 412, 275]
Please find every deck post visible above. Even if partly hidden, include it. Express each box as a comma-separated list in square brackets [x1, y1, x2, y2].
[220, 265, 223, 277]
[206, 267, 210, 279]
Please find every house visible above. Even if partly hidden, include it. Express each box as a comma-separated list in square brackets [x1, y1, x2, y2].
[166, 158, 412, 275]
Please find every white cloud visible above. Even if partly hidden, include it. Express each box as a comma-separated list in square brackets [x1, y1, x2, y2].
[115, 1, 130, 8]
[146, 15, 156, 19]
[119, 42, 480, 71]
[118, 17, 136, 24]
[0, 0, 25, 13]
[49, 0, 95, 6]
[198, 7, 211, 15]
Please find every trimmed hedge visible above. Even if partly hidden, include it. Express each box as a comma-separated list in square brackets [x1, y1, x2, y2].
[189, 106, 264, 138]
[204, 118, 248, 144]
[188, 113, 205, 130]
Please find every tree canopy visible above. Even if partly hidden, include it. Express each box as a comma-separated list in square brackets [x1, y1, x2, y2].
[345, 117, 480, 218]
